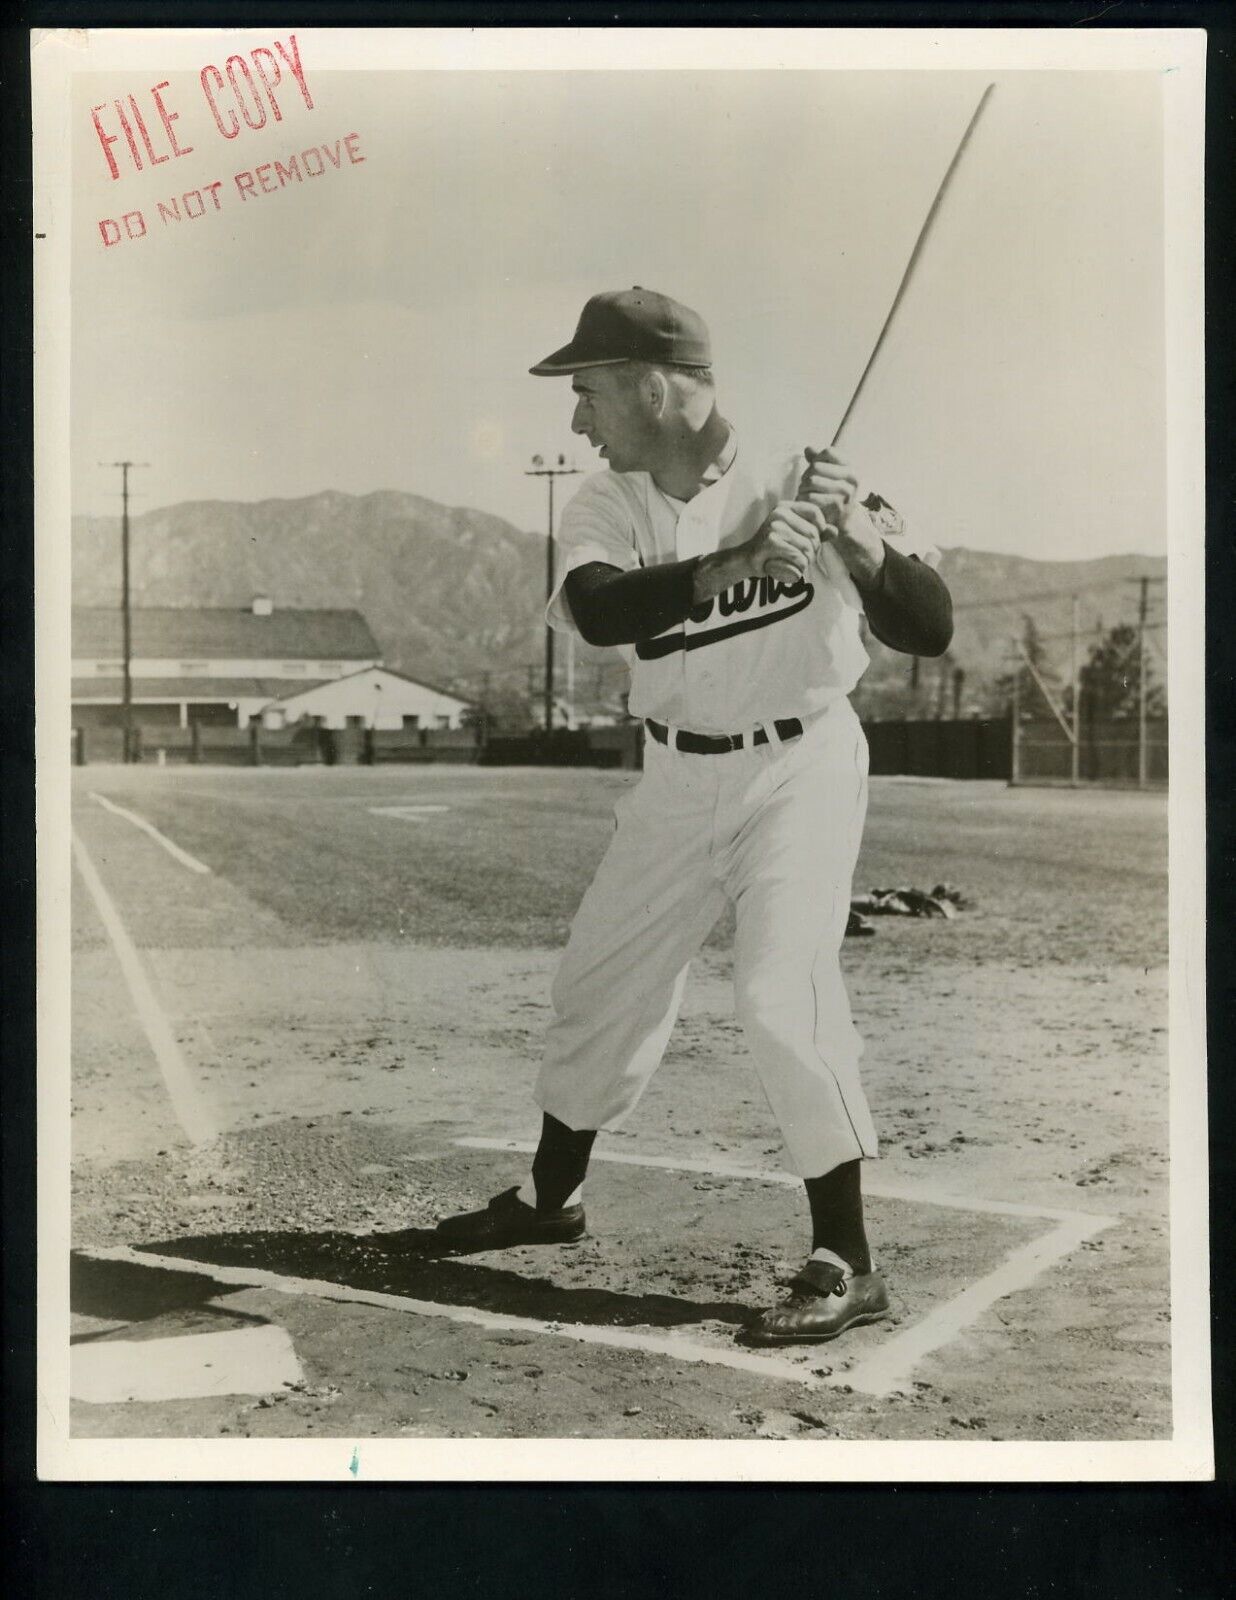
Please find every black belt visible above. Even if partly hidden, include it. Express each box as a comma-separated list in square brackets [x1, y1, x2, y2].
[645, 717, 803, 755]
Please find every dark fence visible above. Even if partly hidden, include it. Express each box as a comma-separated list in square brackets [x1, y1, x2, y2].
[370, 727, 482, 765]
[70, 714, 1166, 787]
[74, 720, 646, 770]
[864, 718, 1010, 781]
[72, 723, 484, 767]
[76, 724, 312, 766]
[480, 727, 641, 770]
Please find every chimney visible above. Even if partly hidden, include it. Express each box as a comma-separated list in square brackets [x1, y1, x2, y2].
[252, 595, 273, 617]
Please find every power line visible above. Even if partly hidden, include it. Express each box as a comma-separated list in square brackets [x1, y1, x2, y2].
[1006, 620, 1166, 647]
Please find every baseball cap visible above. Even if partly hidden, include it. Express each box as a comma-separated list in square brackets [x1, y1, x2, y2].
[529, 287, 712, 375]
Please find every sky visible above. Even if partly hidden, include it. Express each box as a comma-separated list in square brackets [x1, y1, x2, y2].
[71, 59, 1166, 560]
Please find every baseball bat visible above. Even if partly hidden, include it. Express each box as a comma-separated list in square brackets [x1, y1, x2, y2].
[770, 82, 997, 584]
[831, 81, 997, 451]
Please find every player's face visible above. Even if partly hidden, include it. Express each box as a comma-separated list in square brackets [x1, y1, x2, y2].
[569, 367, 657, 473]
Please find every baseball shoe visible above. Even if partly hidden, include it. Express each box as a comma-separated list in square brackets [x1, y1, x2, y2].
[746, 1253, 890, 1344]
[435, 1185, 586, 1249]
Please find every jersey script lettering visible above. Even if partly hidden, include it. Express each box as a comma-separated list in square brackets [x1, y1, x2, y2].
[636, 576, 814, 660]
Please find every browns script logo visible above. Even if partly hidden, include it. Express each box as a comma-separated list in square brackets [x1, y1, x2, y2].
[634, 492, 901, 660]
[636, 574, 813, 660]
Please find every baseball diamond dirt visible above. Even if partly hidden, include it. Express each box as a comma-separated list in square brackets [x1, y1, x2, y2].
[68, 764, 1168, 1442]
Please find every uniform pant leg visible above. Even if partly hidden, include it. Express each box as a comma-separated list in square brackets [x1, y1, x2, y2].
[536, 753, 729, 1132]
[723, 704, 877, 1178]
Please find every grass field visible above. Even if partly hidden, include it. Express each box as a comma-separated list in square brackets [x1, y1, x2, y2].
[67, 764, 1171, 1447]
[72, 765, 1166, 962]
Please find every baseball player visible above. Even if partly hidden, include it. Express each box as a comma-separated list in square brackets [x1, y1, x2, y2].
[438, 288, 953, 1343]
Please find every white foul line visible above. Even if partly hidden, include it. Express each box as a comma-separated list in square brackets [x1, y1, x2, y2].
[840, 1214, 1110, 1398]
[78, 1245, 823, 1391]
[368, 805, 451, 821]
[72, 831, 218, 1147]
[454, 1138, 1110, 1226]
[455, 1137, 1117, 1397]
[89, 791, 211, 874]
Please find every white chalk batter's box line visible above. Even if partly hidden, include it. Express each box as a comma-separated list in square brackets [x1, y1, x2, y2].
[368, 805, 452, 820]
[67, 819, 1117, 1397]
[457, 1139, 1109, 1225]
[80, 1147, 1116, 1402]
[453, 1139, 1119, 1397]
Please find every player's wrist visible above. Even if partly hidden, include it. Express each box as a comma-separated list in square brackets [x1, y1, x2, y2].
[694, 546, 754, 601]
[837, 532, 887, 589]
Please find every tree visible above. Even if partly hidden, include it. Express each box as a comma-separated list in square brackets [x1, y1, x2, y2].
[992, 616, 1061, 719]
[1079, 622, 1166, 722]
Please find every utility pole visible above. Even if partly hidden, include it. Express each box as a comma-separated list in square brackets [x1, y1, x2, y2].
[1071, 594, 1081, 787]
[526, 454, 581, 733]
[1010, 639, 1021, 786]
[1123, 574, 1164, 788]
[479, 668, 492, 746]
[1137, 575, 1149, 789]
[102, 461, 148, 762]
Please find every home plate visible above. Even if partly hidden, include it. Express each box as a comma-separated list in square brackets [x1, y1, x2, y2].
[71, 1324, 302, 1404]
[368, 805, 451, 820]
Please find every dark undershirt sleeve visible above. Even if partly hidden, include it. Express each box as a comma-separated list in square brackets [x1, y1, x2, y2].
[564, 542, 953, 656]
[857, 543, 954, 658]
[563, 559, 703, 647]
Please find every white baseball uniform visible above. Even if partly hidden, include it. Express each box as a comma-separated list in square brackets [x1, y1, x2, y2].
[536, 436, 940, 1178]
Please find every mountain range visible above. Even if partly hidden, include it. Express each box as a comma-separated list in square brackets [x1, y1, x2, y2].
[70, 489, 1167, 719]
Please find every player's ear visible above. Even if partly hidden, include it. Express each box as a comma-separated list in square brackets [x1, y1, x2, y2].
[644, 368, 670, 417]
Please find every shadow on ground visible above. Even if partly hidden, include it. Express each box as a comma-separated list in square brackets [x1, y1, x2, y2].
[131, 1227, 759, 1331]
[69, 1252, 271, 1343]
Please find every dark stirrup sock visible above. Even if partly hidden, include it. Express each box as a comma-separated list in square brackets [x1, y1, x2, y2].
[530, 1113, 597, 1213]
[804, 1159, 873, 1274]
